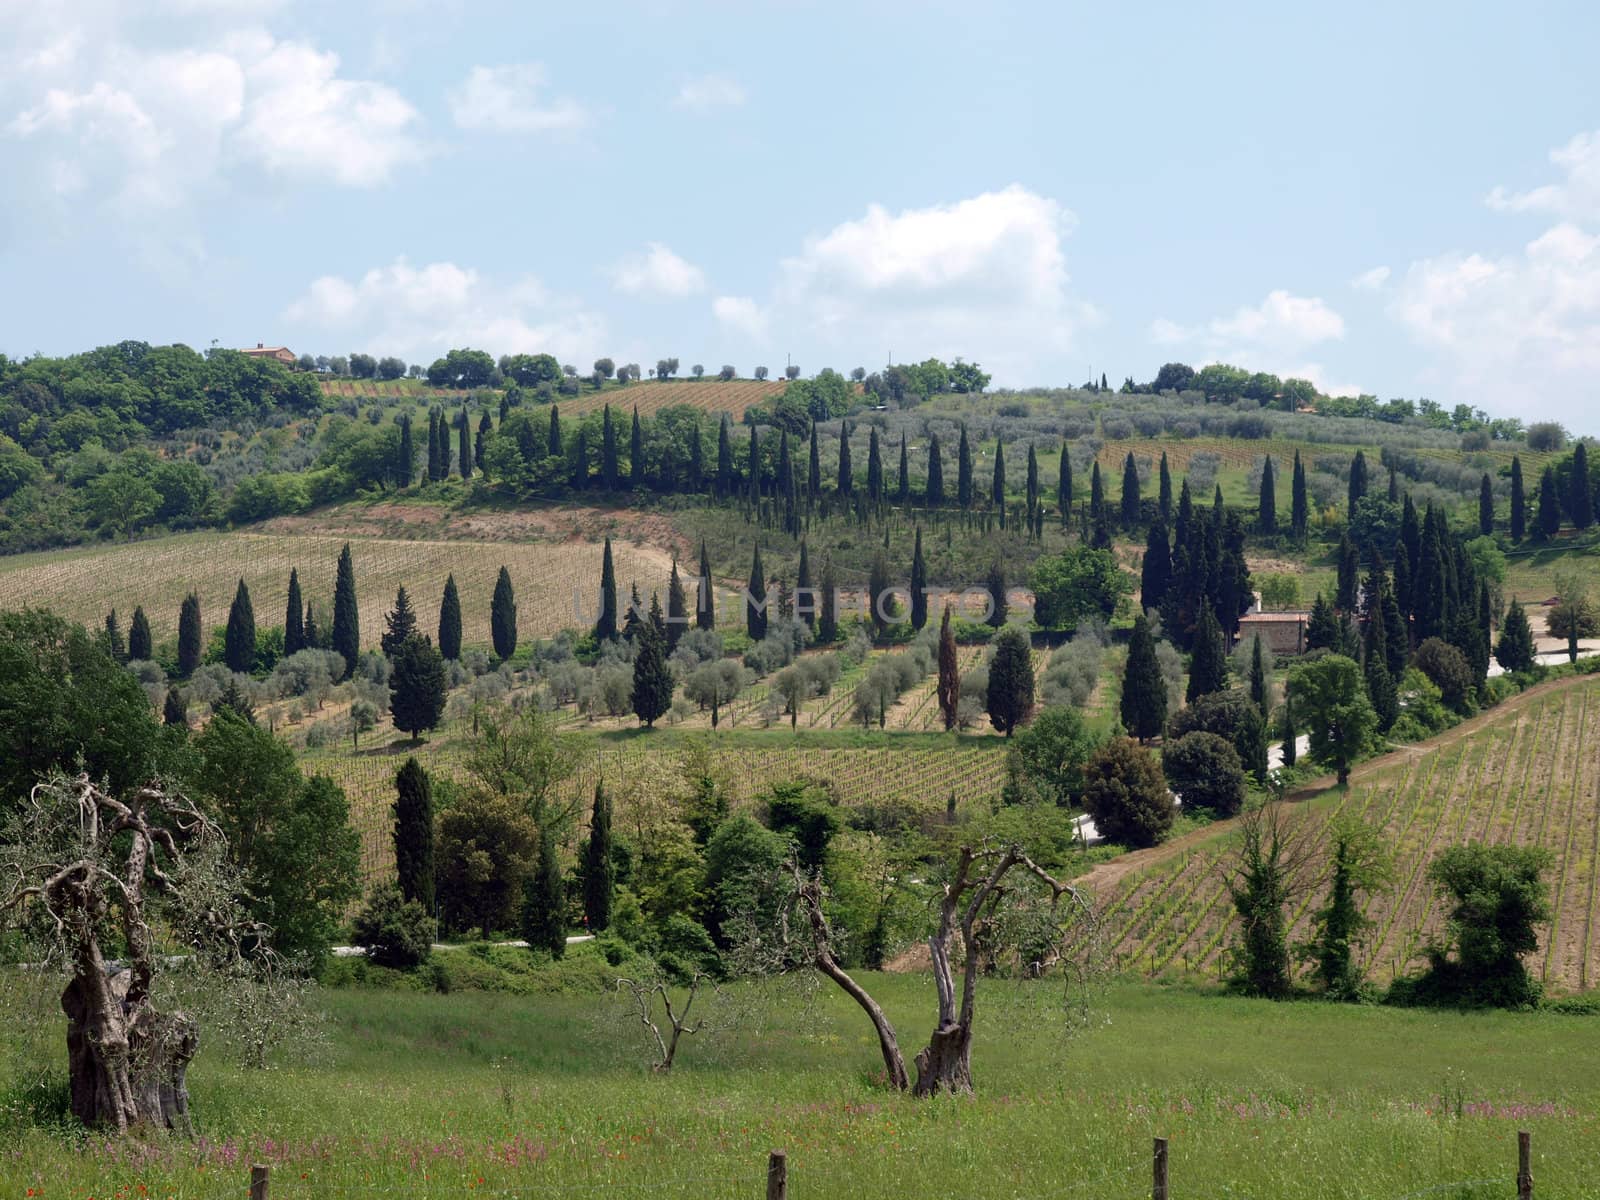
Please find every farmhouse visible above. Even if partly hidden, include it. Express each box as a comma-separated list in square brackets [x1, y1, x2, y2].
[1237, 609, 1309, 655]
[241, 342, 297, 366]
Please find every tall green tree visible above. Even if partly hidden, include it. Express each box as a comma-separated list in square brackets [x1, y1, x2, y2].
[630, 407, 644, 488]
[438, 573, 462, 660]
[985, 626, 1035, 737]
[985, 560, 1008, 628]
[163, 685, 187, 728]
[426, 408, 442, 482]
[597, 536, 619, 641]
[457, 408, 472, 480]
[796, 541, 814, 630]
[1510, 455, 1526, 542]
[283, 568, 305, 656]
[332, 542, 359, 679]
[381, 585, 418, 657]
[716, 414, 734, 497]
[128, 606, 152, 662]
[909, 528, 928, 631]
[1291, 450, 1308, 538]
[1422, 844, 1552, 1008]
[806, 425, 821, 501]
[1186, 605, 1229, 703]
[818, 555, 838, 643]
[1248, 634, 1268, 711]
[601, 404, 619, 489]
[582, 783, 613, 932]
[393, 756, 435, 910]
[937, 604, 959, 732]
[925, 434, 945, 507]
[1311, 818, 1391, 999]
[631, 608, 673, 728]
[666, 557, 688, 651]
[1057, 441, 1072, 523]
[390, 633, 447, 741]
[1347, 449, 1368, 516]
[1363, 606, 1398, 732]
[1289, 654, 1376, 785]
[1258, 457, 1277, 534]
[178, 592, 203, 678]
[1141, 519, 1171, 612]
[1121, 613, 1167, 742]
[1495, 598, 1536, 674]
[866, 428, 883, 503]
[897, 432, 911, 503]
[1535, 466, 1561, 541]
[1089, 461, 1104, 525]
[490, 566, 518, 661]
[397, 414, 414, 487]
[1025, 443, 1040, 526]
[477, 410, 492, 469]
[1569, 441, 1593, 529]
[1120, 451, 1140, 527]
[521, 825, 567, 959]
[696, 539, 715, 631]
[957, 424, 973, 509]
[837, 421, 854, 495]
[1479, 473, 1494, 537]
[547, 404, 563, 458]
[1158, 452, 1173, 522]
[104, 610, 126, 663]
[1335, 532, 1360, 612]
[746, 545, 767, 640]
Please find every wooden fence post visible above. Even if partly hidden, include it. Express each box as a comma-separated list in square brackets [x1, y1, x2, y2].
[1153, 1136, 1169, 1200]
[1518, 1129, 1532, 1200]
[249, 1164, 270, 1200]
[766, 1149, 788, 1200]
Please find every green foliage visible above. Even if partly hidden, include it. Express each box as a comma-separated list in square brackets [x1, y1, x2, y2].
[390, 634, 447, 740]
[436, 789, 537, 939]
[332, 542, 359, 680]
[1306, 818, 1392, 1000]
[765, 781, 842, 870]
[221, 577, 255, 674]
[1162, 731, 1245, 817]
[393, 757, 435, 911]
[382, 585, 419, 657]
[985, 626, 1035, 737]
[1028, 546, 1130, 630]
[1226, 806, 1296, 1000]
[1495, 600, 1537, 675]
[1081, 737, 1174, 848]
[582, 784, 614, 932]
[1411, 637, 1475, 714]
[1121, 614, 1168, 742]
[178, 591, 203, 677]
[1003, 705, 1097, 807]
[353, 884, 437, 971]
[630, 618, 673, 728]
[438, 574, 462, 660]
[1289, 654, 1377, 784]
[490, 566, 517, 661]
[1185, 606, 1229, 703]
[522, 826, 568, 959]
[701, 814, 787, 947]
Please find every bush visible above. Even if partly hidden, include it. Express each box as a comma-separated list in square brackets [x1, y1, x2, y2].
[351, 883, 437, 970]
[1081, 737, 1174, 848]
[1411, 638, 1475, 713]
[1162, 731, 1246, 816]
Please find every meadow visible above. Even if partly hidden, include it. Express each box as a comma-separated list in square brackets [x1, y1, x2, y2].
[2, 971, 1594, 1198]
[1089, 674, 1600, 993]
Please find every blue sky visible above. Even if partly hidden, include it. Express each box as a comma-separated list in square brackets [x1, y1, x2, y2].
[2, 0, 1597, 430]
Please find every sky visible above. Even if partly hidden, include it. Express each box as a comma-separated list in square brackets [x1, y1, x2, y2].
[2, 0, 1597, 431]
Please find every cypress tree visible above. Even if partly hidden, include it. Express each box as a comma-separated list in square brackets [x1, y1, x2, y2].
[1090, 461, 1105, 524]
[1142, 519, 1172, 612]
[897, 432, 910, 503]
[283, 568, 304, 656]
[1535, 466, 1561, 541]
[717, 414, 734, 496]
[163, 685, 187, 728]
[631, 606, 673, 727]
[596, 537, 619, 642]
[1335, 532, 1359, 612]
[1025, 443, 1040, 526]
[547, 404, 562, 458]
[1120, 613, 1167, 742]
[688, 415, 704, 492]
[746, 545, 767, 640]
[476, 410, 492, 469]
[1570, 441, 1593, 529]
[485, 566, 515, 661]
[866, 428, 883, 503]
[1291, 450, 1308, 538]
[1258, 457, 1277, 534]
[1120, 451, 1141, 527]
[225, 579, 255, 673]
[1279, 700, 1297, 767]
[1496, 599, 1536, 675]
[332, 542, 359, 679]
[991, 439, 1006, 521]
[1400, 494, 1421, 579]
[1479, 473, 1495, 537]
[390, 633, 447, 741]
[438, 574, 462, 660]
[910, 528, 928, 631]
[1186, 605, 1228, 702]
[818, 555, 838, 644]
[1158, 452, 1173, 522]
[601, 404, 619, 489]
[630, 406, 644, 488]
[1382, 573, 1409, 678]
[1364, 610, 1398, 732]
[985, 626, 1035, 737]
[521, 826, 566, 959]
[1058, 441, 1073, 523]
[1472, 580, 1494, 687]
[985, 560, 1008, 628]
[746, 425, 762, 505]
[457, 408, 472, 480]
[1248, 633, 1269, 711]
[796, 540, 814, 630]
[926, 434, 945, 506]
[129, 606, 152, 662]
[622, 582, 643, 644]
[807, 426, 821, 501]
[104, 610, 126, 663]
[837, 422, 853, 495]
[1510, 455, 1526, 542]
[666, 557, 688, 651]
[1307, 592, 1339, 651]
[696, 539, 714, 631]
[582, 783, 614, 931]
[1387, 464, 1399, 504]
[937, 604, 959, 731]
[571, 428, 588, 488]
[397, 414, 414, 487]
[303, 600, 320, 651]
[426, 408, 441, 481]
[393, 757, 435, 910]
[382, 585, 418, 656]
[957, 424, 973, 509]
[1347, 449, 1368, 516]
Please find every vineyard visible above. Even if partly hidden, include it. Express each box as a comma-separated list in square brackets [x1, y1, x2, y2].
[1086, 676, 1600, 992]
[305, 735, 1009, 884]
[315, 375, 784, 421]
[0, 530, 676, 650]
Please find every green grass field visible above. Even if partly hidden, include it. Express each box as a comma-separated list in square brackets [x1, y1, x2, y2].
[2, 970, 1593, 1198]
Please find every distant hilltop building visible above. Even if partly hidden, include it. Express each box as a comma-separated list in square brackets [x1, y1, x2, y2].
[1238, 592, 1310, 655]
[241, 342, 296, 366]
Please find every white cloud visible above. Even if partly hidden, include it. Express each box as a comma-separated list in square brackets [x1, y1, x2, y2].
[448, 63, 587, 134]
[283, 257, 605, 365]
[713, 295, 768, 340]
[770, 185, 1095, 381]
[609, 243, 707, 297]
[1209, 290, 1345, 349]
[1148, 289, 1354, 395]
[1486, 129, 1600, 223]
[674, 75, 746, 112]
[1350, 265, 1391, 291]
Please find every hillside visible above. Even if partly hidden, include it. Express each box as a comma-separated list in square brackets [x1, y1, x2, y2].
[1083, 674, 1600, 992]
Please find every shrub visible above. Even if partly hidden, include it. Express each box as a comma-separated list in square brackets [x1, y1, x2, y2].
[351, 883, 437, 970]
[1162, 731, 1246, 816]
[1411, 637, 1475, 713]
[1081, 737, 1174, 848]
